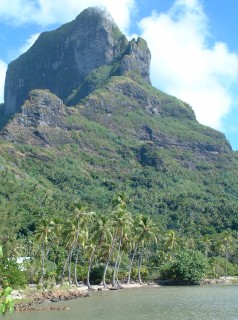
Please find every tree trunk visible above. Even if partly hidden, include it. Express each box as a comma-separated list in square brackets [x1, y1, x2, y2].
[74, 246, 80, 286]
[225, 242, 228, 279]
[87, 247, 96, 289]
[102, 234, 117, 288]
[115, 253, 122, 284]
[39, 243, 45, 285]
[112, 236, 122, 287]
[138, 247, 144, 285]
[68, 246, 74, 284]
[61, 253, 69, 283]
[127, 245, 137, 284]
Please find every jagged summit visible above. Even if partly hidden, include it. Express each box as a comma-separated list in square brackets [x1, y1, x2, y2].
[4, 6, 151, 116]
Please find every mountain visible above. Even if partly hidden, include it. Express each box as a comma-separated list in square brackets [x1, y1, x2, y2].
[1, 6, 238, 237]
[4, 7, 150, 116]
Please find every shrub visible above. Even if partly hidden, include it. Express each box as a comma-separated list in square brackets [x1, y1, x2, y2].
[207, 257, 238, 278]
[0, 258, 27, 288]
[160, 249, 208, 284]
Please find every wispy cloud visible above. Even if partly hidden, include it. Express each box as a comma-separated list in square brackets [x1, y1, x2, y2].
[18, 33, 40, 55]
[139, 0, 238, 129]
[0, 0, 135, 33]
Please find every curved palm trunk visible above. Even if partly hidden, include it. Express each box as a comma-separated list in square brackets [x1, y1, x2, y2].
[138, 246, 144, 285]
[102, 234, 117, 288]
[225, 242, 229, 279]
[39, 242, 45, 285]
[115, 253, 122, 284]
[112, 236, 122, 287]
[74, 246, 80, 286]
[127, 244, 138, 284]
[87, 247, 96, 289]
[68, 246, 75, 284]
[61, 252, 69, 283]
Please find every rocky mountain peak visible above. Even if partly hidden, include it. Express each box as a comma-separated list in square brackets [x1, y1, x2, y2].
[1, 89, 70, 146]
[4, 6, 151, 116]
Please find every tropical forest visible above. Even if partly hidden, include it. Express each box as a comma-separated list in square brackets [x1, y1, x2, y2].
[1, 8, 238, 315]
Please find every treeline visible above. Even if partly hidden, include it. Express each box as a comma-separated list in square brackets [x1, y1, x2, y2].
[1, 193, 238, 289]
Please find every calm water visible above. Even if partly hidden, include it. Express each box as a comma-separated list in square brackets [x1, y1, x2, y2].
[7, 285, 238, 320]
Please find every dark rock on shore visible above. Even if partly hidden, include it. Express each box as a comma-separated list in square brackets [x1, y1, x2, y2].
[15, 289, 90, 312]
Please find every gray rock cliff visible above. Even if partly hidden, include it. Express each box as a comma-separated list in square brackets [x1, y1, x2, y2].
[4, 7, 151, 116]
[1, 89, 71, 146]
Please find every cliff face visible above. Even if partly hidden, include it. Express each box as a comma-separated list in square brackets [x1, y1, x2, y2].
[1, 90, 71, 146]
[4, 7, 151, 115]
[2, 5, 232, 158]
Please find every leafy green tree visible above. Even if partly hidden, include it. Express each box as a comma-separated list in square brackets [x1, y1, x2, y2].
[160, 248, 208, 284]
[0, 287, 14, 316]
[0, 245, 14, 316]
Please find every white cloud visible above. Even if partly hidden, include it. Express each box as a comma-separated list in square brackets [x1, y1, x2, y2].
[18, 33, 40, 55]
[139, 0, 238, 129]
[0, 0, 135, 33]
[0, 60, 7, 103]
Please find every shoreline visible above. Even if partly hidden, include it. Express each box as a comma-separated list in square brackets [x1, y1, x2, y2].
[13, 282, 158, 312]
[12, 283, 160, 312]
[13, 278, 238, 312]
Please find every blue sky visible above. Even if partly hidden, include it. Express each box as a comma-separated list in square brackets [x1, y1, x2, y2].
[0, 0, 238, 150]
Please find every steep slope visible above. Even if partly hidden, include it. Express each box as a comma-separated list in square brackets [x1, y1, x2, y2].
[1, 6, 238, 238]
[4, 7, 150, 116]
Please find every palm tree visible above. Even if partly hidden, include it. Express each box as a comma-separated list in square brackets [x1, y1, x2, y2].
[220, 230, 234, 278]
[101, 193, 132, 288]
[72, 206, 93, 286]
[111, 207, 133, 287]
[61, 221, 77, 283]
[34, 218, 55, 284]
[202, 237, 211, 258]
[60, 203, 94, 285]
[112, 192, 127, 210]
[86, 214, 112, 288]
[164, 230, 180, 261]
[127, 215, 141, 284]
[137, 215, 158, 285]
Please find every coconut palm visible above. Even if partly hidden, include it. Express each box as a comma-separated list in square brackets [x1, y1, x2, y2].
[101, 193, 132, 288]
[86, 214, 112, 288]
[219, 230, 234, 278]
[202, 237, 212, 258]
[61, 203, 94, 285]
[34, 218, 55, 284]
[127, 215, 142, 284]
[137, 215, 158, 285]
[111, 206, 133, 287]
[164, 230, 180, 261]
